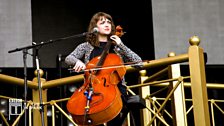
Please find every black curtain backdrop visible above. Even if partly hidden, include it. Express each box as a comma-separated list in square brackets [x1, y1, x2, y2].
[31, 0, 155, 68]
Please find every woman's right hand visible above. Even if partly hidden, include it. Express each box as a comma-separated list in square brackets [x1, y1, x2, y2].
[73, 60, 86, 72]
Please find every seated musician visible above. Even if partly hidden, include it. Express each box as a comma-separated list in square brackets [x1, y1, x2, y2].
[65, 11, 142, 126]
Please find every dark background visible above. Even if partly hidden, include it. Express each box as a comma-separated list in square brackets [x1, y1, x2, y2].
[31, 0, 155, 68]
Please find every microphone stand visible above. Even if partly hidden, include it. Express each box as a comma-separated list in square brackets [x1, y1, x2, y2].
[34, 47, 45, 126]
[22, 48, 28, 126]
[8, 31, 88, 126]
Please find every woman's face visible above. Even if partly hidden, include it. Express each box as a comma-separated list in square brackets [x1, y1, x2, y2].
[96, 16, 112, 35]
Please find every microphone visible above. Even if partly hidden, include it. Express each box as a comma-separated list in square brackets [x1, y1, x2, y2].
[83, 27, 98, 36]
[90, 27, 99, 34]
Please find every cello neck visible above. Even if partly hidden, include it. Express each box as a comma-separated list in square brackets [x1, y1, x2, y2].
[96, 40, 112, 67]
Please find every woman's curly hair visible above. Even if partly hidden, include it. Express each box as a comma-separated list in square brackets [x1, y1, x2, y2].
[86, 12, 116, 47]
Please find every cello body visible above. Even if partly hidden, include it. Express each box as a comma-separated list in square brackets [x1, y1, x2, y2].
[67, 53, 126, 125]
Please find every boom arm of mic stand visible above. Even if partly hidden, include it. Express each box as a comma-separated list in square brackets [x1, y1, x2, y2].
[8, 32, 87, 53]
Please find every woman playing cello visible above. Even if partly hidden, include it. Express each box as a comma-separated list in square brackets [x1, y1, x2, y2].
[65, 12, 142, 126]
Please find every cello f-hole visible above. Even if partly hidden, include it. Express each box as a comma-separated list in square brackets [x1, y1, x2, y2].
[102, 77, 109, 87]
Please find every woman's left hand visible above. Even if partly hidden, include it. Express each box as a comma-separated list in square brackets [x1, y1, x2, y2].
[110, 35, 122, 45]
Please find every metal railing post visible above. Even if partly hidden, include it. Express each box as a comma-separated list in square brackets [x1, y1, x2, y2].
[168, 52, 188, 126]
[188, 36, 211, 126]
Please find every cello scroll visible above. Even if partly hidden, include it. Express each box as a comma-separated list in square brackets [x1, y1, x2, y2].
[115, 25, 125, 37]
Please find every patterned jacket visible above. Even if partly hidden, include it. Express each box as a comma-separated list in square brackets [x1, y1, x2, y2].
[65, 42, 142, 85]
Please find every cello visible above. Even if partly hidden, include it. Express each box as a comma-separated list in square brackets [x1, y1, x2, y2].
[67, 26, 126, 125]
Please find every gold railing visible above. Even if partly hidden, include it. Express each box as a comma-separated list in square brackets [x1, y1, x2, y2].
[0, 35, 213, 126]
[139, 96, 224, 126]
[126, 76, 189, 126]
[126, 35, 210, 126]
